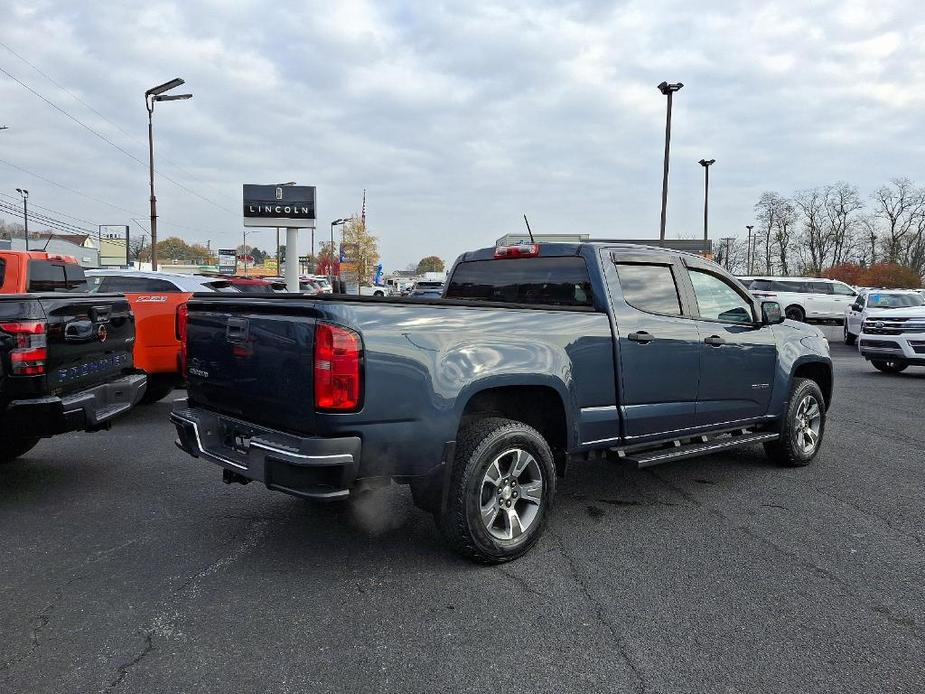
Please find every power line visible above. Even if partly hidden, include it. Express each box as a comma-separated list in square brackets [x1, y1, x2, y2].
[0, 63, 237, 216]
[0, 39, 233, 206]
[0, 200, 95, 236]
[0, 190, 98, 226]
[0, 156, 231, 238]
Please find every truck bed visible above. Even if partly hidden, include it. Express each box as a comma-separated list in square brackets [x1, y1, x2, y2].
[183, 292, 617, 481]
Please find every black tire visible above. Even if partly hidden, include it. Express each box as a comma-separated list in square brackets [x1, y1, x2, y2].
[763, 378, 826, 468]
[438, 417, 556, 564]
[139, 381, 174, 404]
[785, 305, 805, 322]
[373, 290, 384, 297]
[843, 324, 856, 345]
[871, 360, 908, 374]
[0, 438, 40, 464]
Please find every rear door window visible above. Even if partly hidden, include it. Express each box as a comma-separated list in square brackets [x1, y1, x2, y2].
[614, 263, 682, 316]
[445, 257, 593, 306]
[810, 282, 833, 295]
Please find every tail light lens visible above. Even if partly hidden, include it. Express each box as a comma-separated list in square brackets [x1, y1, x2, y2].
[1, 321, 47, 376]
[314, 322, 362, 411]
[176, 303, 189, 378]
[494, 244, 539, 258]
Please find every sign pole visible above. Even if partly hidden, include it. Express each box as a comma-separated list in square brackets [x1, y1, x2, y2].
[285, 227, 299, 292]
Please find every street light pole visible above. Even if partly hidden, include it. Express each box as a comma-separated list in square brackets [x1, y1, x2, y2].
[16, 188, 29, 251]
[746, 225, 755, 275]
[144, 78, 192, 271]
[330, 218, 349, 289]
[698, 159, 715, 244]
[657, 81, 683, 242]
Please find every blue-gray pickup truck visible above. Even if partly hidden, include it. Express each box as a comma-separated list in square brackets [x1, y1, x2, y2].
[170, 242, 833, 563]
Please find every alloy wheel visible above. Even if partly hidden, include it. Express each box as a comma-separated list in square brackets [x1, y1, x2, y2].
[794, 395, 822, 454]
[479, 448, 544, 541]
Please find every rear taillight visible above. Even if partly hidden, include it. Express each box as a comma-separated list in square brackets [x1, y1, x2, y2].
[1, 321, 47, 376]
[176, 303, 189, 378]
[494, 244, 539, 258]
[314, 322, 362, 411]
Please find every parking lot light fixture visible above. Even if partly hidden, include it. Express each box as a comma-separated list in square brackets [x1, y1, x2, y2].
[330, 218, 350, 285]
[145, 78, 192, 271]
[657, 81, 683, 242]
[698, 159, 716, 243]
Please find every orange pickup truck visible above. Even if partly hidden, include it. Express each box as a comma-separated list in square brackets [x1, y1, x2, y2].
[0, 249, 88, 293]
[85, 270, 240, 403]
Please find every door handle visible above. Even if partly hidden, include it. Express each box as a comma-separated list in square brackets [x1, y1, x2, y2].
[627, 331, 654, 344]
[704, 335, 725, 347]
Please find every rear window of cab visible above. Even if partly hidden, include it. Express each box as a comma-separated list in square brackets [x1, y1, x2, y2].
[445, 256, 593, 306]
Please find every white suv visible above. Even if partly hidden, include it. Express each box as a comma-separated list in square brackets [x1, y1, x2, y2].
[740, 277, 857, 322]
[858, 304, 925, 373]
[844, 289, 925, 344]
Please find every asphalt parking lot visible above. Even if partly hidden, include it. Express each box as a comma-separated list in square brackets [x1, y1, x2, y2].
[1, 325, 923, 694]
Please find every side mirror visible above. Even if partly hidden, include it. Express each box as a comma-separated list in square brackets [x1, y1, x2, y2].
[761, 301, 784, 325]
[851, 303, 862, 312]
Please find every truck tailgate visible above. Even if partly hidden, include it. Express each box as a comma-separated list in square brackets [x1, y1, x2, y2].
[185, 304, 318, 434]
[42, 293, 135, 395]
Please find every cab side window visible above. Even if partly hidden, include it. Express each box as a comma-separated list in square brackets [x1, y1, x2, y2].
[615, 263, 682, 316]
[688, 269, 754, 323]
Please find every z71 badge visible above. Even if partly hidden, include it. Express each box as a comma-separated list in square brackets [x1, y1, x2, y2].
[135, 295, 168, 303]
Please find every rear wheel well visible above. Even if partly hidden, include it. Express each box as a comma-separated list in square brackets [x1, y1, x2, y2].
[460, 386, 568, 473]
[793, 362, 832, 409]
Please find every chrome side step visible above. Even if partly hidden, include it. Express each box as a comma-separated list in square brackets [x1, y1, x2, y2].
[615, 431, 779, 469]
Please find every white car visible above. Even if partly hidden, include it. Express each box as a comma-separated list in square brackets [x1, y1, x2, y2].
[740, 276, 857, 322]
[857, 304, 925, 374]
[844, 289, 925, 345]
[86, 269, 240, 293]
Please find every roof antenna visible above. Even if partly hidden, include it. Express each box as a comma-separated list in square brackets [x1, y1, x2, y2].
[523, 214, 535, 244]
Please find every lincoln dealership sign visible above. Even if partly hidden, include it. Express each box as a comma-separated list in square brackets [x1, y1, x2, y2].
[243, 184, 316, 228]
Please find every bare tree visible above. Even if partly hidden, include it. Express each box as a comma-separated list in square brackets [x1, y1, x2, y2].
[754, 192, 779, 274]
[795, 187, 830, 274]
[773, 197, 798, 275]
[871, 178, 924, 263]
[824, 182, 864, 267]
[856, 214, 880, 266]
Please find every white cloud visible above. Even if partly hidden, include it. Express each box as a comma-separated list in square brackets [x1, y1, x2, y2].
[1, 0, 924, 269]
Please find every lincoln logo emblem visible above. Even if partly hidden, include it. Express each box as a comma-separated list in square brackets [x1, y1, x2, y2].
[97, 324, 108, 343]
[276, 187, 283, 200]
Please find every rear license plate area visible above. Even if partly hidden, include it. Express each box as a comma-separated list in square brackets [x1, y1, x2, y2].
[220, 420, 253, 455]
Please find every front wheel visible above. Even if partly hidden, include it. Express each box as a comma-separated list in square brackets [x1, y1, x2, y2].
[438, 417, 556, 564]
[764, 378, 826, 467]
[843, 324, 857, 345]
[872, 359, 908, 374]
[0, 438, 40, 464]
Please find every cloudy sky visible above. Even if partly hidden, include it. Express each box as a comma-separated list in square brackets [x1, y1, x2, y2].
[1, 0, 923, 270]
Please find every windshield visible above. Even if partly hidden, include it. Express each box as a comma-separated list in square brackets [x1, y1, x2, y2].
[866, 293, 925, 308]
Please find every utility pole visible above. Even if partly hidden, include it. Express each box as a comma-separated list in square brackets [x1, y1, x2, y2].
[16, 188, 29, 251]
[698, 159, 715, 243]
[657, 81, 683, 241]
[746, 225, 754, 275]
